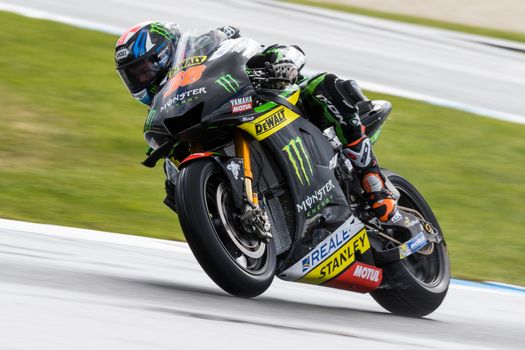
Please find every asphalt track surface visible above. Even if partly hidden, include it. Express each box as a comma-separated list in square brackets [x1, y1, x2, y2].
[1, 0, 525, 123]
[1, 219, 524, 350]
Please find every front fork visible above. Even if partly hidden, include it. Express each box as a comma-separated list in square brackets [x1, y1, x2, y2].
[164, 131, 272, 241]
[165, 133, 257, 208]
[234, 129, 258, 206]
[234, 130, 272, 241]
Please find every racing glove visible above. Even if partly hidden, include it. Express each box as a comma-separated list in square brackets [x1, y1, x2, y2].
[270, 60, 299, 88]
[246, 44, 305, 89]
[217, 26, 241, 39]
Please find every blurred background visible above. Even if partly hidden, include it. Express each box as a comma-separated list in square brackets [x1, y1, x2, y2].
[0, 0, 524, 287]
[308, 0, 525, 33]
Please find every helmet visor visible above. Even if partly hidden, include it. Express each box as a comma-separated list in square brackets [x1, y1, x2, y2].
[117, 52, 162, 94]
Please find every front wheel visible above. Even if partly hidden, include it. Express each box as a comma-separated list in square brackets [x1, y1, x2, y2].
[371, 170, 451, 317]
[174, 159, 276, 298]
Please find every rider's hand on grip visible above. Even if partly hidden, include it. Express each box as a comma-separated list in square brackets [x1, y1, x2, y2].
[246, 54, 298, 89]
[270, 59, 298, 86]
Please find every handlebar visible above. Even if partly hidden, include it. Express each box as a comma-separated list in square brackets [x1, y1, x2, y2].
[246, 63, 292, 89]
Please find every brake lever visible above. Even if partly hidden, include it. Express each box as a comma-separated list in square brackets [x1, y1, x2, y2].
[247, 65, 292, 89]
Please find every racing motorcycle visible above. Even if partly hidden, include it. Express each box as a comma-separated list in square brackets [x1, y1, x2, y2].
[143, 29, 450, 317]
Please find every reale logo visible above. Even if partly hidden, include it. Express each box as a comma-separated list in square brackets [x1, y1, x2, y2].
[302, 257, 311, 272]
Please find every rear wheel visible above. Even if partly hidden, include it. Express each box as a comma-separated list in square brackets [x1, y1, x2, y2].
[175, 159, 276, 298]
[371, 170, 450, 317]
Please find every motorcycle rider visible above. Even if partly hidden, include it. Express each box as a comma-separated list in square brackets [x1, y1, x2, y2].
[115, 21, 398, 222]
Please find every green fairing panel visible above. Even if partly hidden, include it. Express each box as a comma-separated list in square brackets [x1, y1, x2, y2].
[254, 85, 300, 113]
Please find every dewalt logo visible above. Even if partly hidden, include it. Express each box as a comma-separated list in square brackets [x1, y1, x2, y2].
[282, 137, 314, 186]
[168, 56, 207, 78]
[255, 109, 286, 135]
[238, 106, 300, 141]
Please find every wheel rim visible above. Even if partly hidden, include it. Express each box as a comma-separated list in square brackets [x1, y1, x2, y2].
[203, 172, 269, 274]
[215, 182, 266, 259]
[395, 187, 449, 288]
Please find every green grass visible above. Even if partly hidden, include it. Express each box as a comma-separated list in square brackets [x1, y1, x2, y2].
[0, 11, 181, 240]
[1, 12, 524, 284]
[283, 0, 525, 44]
[367, 92, 525, 284]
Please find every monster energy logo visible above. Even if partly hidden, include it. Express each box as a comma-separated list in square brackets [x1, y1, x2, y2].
[151, 23, 175, 40]
[282, 137, 314, 185]
[264, 47, 283, 62]
[215, 74, 239, 93]
[144, 108, 157, 131]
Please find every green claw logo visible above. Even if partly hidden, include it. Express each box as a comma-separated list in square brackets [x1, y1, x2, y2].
[144, 108, 157, 132]
[215, 74, 240, 93]
[150, 23, 176, 40]
[282, 137, 314, 185]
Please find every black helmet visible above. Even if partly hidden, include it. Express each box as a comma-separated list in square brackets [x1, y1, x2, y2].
[115, 21, 181, 105]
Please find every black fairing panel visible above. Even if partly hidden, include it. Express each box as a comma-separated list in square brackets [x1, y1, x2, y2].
[259, 117, 351, 273]
[147, 50, 256, 142]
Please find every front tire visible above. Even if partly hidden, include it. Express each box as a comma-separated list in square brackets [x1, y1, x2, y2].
[175, 159, 276, 298]
[371, 170, 451, 317]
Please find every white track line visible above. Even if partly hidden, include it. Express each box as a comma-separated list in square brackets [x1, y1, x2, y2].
[0, 2, 123, 34]
[0, 218, 189, 253]
[359, 81, 525, 125]
[1, 217, 523, 295]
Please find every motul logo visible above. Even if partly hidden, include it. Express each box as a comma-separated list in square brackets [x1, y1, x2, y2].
[353, 264, 380, 282]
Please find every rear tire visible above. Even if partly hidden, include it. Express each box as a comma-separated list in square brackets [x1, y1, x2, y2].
[175, 159, 276, 298]
[371, 170, 450, 317]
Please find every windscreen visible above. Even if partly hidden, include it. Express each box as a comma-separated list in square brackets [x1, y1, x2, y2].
[172, 29, 228, 68]
[145, 29, 256, 148]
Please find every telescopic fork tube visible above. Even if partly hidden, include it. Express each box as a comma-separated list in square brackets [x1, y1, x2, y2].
[234, 130, 258, 206]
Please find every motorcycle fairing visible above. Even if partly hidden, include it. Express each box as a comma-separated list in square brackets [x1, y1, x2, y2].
[324, 261, 383, 293]
[231, 88, 380, 281]
[208, 85, 302, 130]
[278, 215, 363, 281]
[277, 214, 382, 292]
[237, 94, 381, 291]
[237, 104, 300, 141]
[145, 31, 260, 143]
[241, 106, 361, 271]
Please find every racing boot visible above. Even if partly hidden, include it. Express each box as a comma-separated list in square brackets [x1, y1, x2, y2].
[343, 136, 398, 222]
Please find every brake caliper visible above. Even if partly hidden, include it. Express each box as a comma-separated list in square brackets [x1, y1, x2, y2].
[240, 205, 273, 243]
